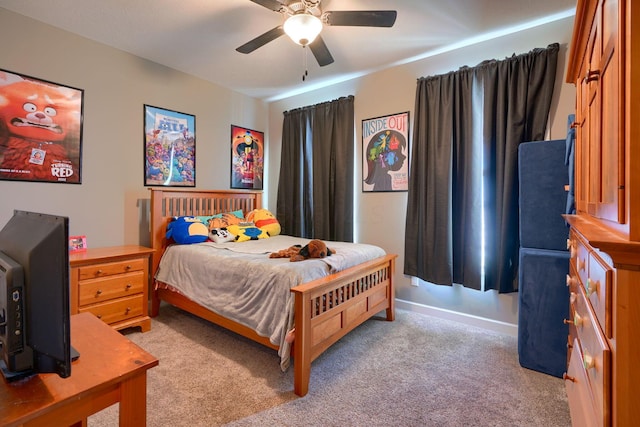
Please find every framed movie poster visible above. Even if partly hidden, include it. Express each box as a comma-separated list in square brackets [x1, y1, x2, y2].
[0, 69, 84, 184]
[144, 104, 195, 187]
[362, 111, 410, 192]
[230, 125, 264, 190]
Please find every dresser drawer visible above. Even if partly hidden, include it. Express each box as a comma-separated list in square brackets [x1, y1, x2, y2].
[586, 253, 612, 337]
[571, 286, 610, 424]
[570, 230, 590, 286]
[567, 272, 580, 366]
[77, 258, 146, 280]
[565, 340, 601, 427]
[78, 271, 145, 306]
[78, 294, 145, 325]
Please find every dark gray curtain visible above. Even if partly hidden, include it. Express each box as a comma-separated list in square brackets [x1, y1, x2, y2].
[276, 95, 354, 241]
[404, 43, 558, 293]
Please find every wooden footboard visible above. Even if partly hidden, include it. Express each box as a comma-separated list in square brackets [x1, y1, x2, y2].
[148, 188, 396, 397]
[292, 253, 396, 396]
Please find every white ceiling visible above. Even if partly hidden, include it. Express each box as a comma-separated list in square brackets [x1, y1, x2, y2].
[0, 0, 576, 101]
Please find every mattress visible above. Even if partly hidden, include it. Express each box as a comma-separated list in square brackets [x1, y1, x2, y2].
[155, 235, 386, 369]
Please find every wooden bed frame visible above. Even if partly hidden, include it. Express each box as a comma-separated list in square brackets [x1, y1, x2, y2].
[148, 188, 396, 397]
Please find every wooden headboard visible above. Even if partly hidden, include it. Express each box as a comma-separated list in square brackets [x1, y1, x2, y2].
[148, 188, 262, 277]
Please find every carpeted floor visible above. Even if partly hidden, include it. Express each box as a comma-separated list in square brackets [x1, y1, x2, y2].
[89, 304, 571, 427]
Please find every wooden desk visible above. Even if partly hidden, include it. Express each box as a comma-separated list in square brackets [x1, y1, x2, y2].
[1, 312, 159, 426]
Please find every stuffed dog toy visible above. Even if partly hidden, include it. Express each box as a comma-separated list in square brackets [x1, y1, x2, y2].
[269, 239, 335, 262]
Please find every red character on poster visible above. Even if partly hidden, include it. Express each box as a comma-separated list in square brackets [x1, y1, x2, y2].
[0, 72, 82, 183]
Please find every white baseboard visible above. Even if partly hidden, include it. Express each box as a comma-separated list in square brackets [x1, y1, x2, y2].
[395, 298, 518, 337]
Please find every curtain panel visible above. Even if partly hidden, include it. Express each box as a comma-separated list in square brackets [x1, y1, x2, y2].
[404, 43, 559, 293]
[276, 95, 355, 241]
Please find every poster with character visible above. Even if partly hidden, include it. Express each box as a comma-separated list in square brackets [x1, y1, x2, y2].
[362, 111, 410, 192]
[144, 104, 196, 187]
[230, 125, 264, 190]
[0, 69, 83, 184]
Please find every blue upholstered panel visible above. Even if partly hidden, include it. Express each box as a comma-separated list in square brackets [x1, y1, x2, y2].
[517, 247, 569, 378]
[518, 139, 569, 251]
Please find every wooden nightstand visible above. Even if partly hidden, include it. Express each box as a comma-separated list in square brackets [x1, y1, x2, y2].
[69, 245, 155, 332]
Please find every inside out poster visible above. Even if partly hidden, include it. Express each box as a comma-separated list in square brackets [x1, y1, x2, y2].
[362, 111, 409, 192]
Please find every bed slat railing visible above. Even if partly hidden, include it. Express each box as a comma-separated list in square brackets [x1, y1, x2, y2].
[291, 254, 396, 396]
[311, 261, 391, 317]
[160, 195, 258, 218]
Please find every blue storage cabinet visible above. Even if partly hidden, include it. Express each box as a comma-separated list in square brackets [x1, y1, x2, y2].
[517, 139, 569, 378]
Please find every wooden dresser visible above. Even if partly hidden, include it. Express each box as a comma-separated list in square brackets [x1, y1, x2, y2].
[564, 0, 640, 425]
[69, 245, 155, 332]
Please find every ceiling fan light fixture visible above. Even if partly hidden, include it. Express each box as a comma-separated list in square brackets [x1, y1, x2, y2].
[283, 13, 322, 46]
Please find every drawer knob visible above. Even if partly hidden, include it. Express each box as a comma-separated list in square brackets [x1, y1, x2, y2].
[586, 278, 599, 297]
[566, 275, 577, 288]
[96, 289, 103, 296]
[125, 265, 132, 270]
[125, 307, 131, 314]
[573, 312, 583, 327]
[570, 292, 577, 304]
[96, 314, 102, 319]
[578, 258, 586, 272]
[566, 239, 572, 250]
[563, 373, 576, 383]
[96, 269, 103, 275]
[126, 283, 132, 290]
[583, 354, 596, 370]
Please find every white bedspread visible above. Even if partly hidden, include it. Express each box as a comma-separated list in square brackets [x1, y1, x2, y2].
[155, 235, 386, 370]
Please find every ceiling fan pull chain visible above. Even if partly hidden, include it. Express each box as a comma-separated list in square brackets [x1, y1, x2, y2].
[302, 45, 308, 81]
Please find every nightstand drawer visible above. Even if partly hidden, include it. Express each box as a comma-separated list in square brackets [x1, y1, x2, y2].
[78, 271, 144, 306]
[571, 286, 610, 423]
[77, 258, 146, 280]
[79, 294, 145, 325]
[70, 245, 154, 332]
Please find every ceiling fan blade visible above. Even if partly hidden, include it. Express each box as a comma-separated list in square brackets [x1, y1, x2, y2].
[309, 35, 334, 67]
[248, 0, 284, 12]
[324, 10, 397, 27]
[236, 26, 285, 54]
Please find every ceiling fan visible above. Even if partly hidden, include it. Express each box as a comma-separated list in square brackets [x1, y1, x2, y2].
[236, 0, 397, 67]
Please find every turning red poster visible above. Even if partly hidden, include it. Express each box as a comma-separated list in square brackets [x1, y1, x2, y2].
[0, 69, 83, 184]
[231, 125, 264, 190]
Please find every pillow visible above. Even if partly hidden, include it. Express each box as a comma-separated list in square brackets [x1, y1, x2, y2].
[166, 216, 209, 244]
[209, 227, 236, 243]
[227, 223, 269, 242]
[201, 210, 245, 230]
[246, 208, 281, 236]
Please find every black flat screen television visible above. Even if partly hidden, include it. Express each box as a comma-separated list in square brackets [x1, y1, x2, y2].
[0, 210, 74, 381]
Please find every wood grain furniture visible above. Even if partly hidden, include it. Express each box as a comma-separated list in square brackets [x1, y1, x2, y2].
[564, 0, 640, 425]
[70, 246, 155, 332]
[1, 312, 158, 427]
[149, 188, 396, 397]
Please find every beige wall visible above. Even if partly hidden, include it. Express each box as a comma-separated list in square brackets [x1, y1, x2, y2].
[0, 10, 268, 248]
[267, 16, 576, 330]
[0, 8, 576, 331]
